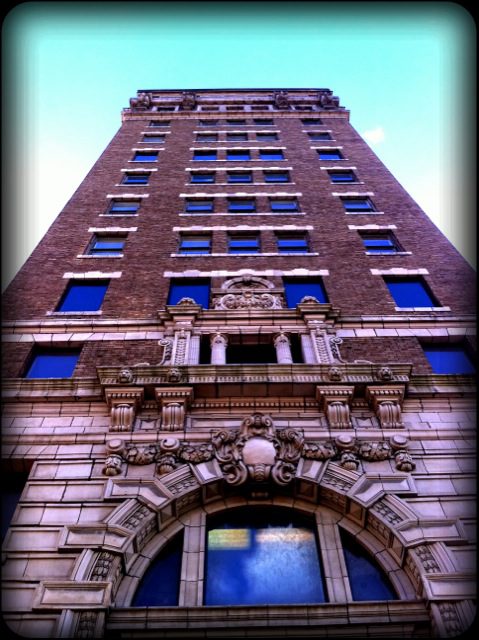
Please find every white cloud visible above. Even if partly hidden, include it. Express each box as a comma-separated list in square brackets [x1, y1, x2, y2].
[361, 126, 385, 145]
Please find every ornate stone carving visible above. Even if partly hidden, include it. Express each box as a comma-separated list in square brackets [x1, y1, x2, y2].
[316, 386, 354, 429]
[366, 385, 405, 428]
[318, 90, 340, 109]
[210, 333, 228, 364]
[155, 386, 194, 431]
[181, 91, 196, 110]
[129, 92, 152, 110]
[274, 91, 290, 109]
[273, 333, 293, 364]
[104, 387, 144, 433]
[214, 292, 282, 310]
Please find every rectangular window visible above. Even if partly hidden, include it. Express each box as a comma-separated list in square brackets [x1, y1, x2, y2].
[108, 200, 140, 215]
[384, 277, 439, 308]
[199, 119, 219, 126]
[185, 199, 214, 213]
[196, 133, 218, 142]
[360, 232, 401, 254]
[342, 198, 375, 213]
[167, 278, 210, 308]
[88, 235, 126, 256]
[302, 118, 323, 125]
[226, 119, 247, 125]
[270, 198, 299, 212]
[259, 149, 284, 160]
[149, 121, 170, 127]
[191, 172, 215, 183]
[317, 150, 343, 160]
[328, 170, 357, 183]
[227, 132, 248, 141]
[264, 171, 290, 183]
[179, 234, 211, 254]
[256, 132, 278, 141]
[122, 173, 150, 185]
[283, 277, 328, 307]
[276, 233, 309, 253]
[228, 198, 256, 213]
[56, 280, 109, 312]
[142, 135, 165, 143]
[422, 343, 475, 374]
[193, 150, 217, 161]
[132, 151, 158, 162]
[226, 149, 251, 161]
[24, 348, 81, 379]
[308, 132, 332, 141]
[228, 234, 260, 253]
[227, 172, 253, 183]
[253, 118, 274, 125]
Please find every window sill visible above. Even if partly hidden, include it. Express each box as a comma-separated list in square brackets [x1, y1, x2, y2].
[394, 306, 451, 312]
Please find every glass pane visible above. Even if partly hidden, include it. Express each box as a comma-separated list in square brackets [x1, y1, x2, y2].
[341, 530, 397, 601]
[205, 509, 327, 605]
[132, 533, 183, 606]
[57, 282, 108, 311]
[284, 278, 328, 307]
[167, 279, 210, 308]
[25, 351, 80, 378]
[423, 345, 475, 374]
[385, 278, 436, 307]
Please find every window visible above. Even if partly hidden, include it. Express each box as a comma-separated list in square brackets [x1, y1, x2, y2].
[308, 132, 332, 141]
[256, 132, 278, 141]
[199, 119, 219, 126]
[179, 234, 211, 254]
[122, 173, 150, 185]
[193, 150, 217, 161]
[360, 232, 401, 254]
[270, 198, 299, 212]
[190, 172, 215, 184]
[226, 149, 251, 161]
[259, 149, 284, 160]
[317, 150, 343, 160]
[228, 233, 260, 253]
[142, 135, 165, 143]
[132, 151, 158, 162]
[227, 132, 248, 141]
[340, 530, 397, 601]
[283, 277, 328, 307]
[328, 170, 357, 183]
[24, 348, 81, 378]
[196, 133, 218, 142]
[342, 197, 375, 213]
[108, 200, 140, 215]
[56, 280, 109, 312]
[88, 235, 126, 256]
[302, 118, 323, 125]
[228, 198, 256, 213]
[384, 277, 439, 308]
[227, 172, 252, 184]
[132, 533, 183, 606]
[253, 118, 274, 125]
[185, 199, 214, 213]
[205, 508, 327, 605]
[422, 343, 475, 374]
[149, 121, 170, 127]
[264, 171, 290, 183]
[226, 119, 247, 125]
[276, 233, 309, 253]
[167, 278, 210, 308]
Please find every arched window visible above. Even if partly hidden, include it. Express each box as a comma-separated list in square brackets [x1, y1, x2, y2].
[340, 529, 397, 601]
[131, 531, 183, 606]
[204, 508, 327, 605]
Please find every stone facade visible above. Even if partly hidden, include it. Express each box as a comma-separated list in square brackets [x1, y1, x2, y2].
[1, 89, 476, 638]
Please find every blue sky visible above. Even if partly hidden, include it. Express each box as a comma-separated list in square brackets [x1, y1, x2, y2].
[2, 1, 476, 289]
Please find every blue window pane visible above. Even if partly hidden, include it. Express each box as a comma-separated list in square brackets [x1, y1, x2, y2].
[168, 279, 210, 308]
[122, 174, 149, 184]
[264, 172, 289, 183]
[329, 171, 356, 183]
[205, 509, 327, 605]
[227, 151, 251, 161]
[385, 278, 437, 307]
[191, 173, 215, 183]
[283, 278, 328, 307]
[25, 350, 81, 378]
[318, 151, 342, 160]
[260, 151, 284, 160]
[193, 151, 217, 161]
[1, 473, 28, 541]
[423, 345, 475, 374]
[132, 152, 158, 162]
[57, 281, 108, 312]
[227, 173, 252, 183]
[341, 530, 397, 601]
[132, 533, 183, 606]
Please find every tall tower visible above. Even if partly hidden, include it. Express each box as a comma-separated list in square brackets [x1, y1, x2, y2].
[1, 89, 476, 638]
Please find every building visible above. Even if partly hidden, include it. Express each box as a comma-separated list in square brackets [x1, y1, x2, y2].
[1, 88, 476, 638]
